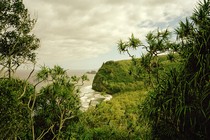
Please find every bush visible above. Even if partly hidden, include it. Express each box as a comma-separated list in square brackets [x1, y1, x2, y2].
[0, 78, 34, 139]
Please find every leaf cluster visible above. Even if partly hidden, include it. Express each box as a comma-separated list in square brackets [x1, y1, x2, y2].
[143, 0, 210, 139]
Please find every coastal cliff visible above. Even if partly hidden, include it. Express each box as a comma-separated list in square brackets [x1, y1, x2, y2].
[92, 60, 143, 94]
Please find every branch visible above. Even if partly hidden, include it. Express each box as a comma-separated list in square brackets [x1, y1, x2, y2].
[126, 49, 134, 58]
[36, 124, 55, 140]
[18, 63, 36, 100]
[33, 79, 45, 89]
[27, 95, 32, 111]
[26, 63, 36, 82]
[62, 115, 75, 123]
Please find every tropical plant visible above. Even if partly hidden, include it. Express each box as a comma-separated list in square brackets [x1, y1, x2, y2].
[117, 29, 173, 86]
[34, 65, 87, 139]
[143, 0, 210, 139]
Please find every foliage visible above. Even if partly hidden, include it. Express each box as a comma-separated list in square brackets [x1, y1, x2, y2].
[0, 66, 86, 140]
[143, 0, 210, 139]
[0, 0, 40, 78]
[34, 65, 84, 139]
[117, 29, 178, 87]
[92, 60, 145, 94]
[118, 34, 142, 58]
[1, 0, 209, 140]
[74, 90, 151, 140]
[0, 78, 34, 139]
[0, 1, 86, 139]
[93, 53, 179, 94]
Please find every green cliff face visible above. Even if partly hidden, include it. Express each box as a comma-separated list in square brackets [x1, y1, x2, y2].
[92, 60, 143, 94]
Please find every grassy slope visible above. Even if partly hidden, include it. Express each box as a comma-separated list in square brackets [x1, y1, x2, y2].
[92, 60, 143, 94]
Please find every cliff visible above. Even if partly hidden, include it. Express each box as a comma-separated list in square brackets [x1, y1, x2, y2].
[92, 60, 143, 94]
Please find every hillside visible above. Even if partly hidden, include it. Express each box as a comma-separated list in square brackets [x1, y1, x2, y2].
[92, 60, 144, 94]
[92, 54, 180, 94]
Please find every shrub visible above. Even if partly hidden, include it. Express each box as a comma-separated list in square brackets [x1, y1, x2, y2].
[0, 78, 34, 139]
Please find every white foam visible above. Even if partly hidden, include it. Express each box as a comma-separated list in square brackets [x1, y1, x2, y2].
[79, 85, 112, 111]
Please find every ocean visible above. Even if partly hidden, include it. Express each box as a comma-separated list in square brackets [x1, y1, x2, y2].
[10, 69, 111, 111]
[12, 69, 95, 89]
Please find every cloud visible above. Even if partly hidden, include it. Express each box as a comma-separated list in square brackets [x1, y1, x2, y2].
[23, 0, 198, 69]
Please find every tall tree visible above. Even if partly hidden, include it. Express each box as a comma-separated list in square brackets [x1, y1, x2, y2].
[0, 0, 40, 78]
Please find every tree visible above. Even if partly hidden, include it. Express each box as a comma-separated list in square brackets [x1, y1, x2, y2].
[117, 29, 172, 86]
[143, 0, 210, 139]
[34, 66, 87, 139]
[0, 0, 40, 78]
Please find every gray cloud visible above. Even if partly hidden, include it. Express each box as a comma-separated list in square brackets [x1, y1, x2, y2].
[23, 0, 198, 69]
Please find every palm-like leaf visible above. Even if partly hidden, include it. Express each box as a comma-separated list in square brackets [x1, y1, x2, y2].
[129, 34, 142, 49]
[117, 40, 127, 54]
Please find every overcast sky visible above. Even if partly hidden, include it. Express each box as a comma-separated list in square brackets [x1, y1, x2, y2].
[23, 0, 198, 70]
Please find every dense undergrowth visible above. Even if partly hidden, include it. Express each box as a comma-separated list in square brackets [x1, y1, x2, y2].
[73, 91, 151, 139]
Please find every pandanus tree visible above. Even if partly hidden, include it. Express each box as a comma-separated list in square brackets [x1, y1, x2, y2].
[144, 0, 210, 139]
[118, 34, 144, 80]
[117, 29, 172, 85]
[34, 65, 88, 139]
[0, 0, 40, 78]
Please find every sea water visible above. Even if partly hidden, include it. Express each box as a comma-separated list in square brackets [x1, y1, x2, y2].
[13, 69, 112, 111]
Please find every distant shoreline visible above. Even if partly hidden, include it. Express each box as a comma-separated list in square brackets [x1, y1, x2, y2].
[5, 69, 96, 90]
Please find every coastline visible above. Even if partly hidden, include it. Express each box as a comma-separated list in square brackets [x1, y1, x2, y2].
[10, 69, 112, 111]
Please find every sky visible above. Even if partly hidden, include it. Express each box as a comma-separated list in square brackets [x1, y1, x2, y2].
[23, 0, 198, 70]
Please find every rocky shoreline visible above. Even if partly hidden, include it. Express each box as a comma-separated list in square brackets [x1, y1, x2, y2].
[79, 85, 112, 111]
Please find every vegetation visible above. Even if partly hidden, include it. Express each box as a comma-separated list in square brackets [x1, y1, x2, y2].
[74, 90, 151, 139]
[0, 0, 209, 139]
[92, 60, 144, 94]
[0, 0, 40, 78]
[118, 28, 179, 87]
[92, 54, 179, 94]
[0, 78, 34, 139]
[116, 0, 210, 139]
[143, 0, 210, 139]
[0, 65, 87, 139]
[34, 66, 86, 139]
[0, 1, 85, 139]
